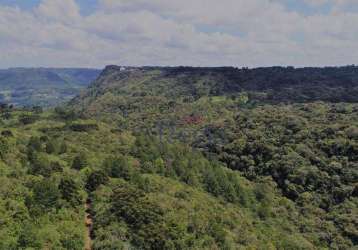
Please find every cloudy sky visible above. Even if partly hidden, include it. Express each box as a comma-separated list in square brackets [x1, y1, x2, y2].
[0, 0, 358, 68]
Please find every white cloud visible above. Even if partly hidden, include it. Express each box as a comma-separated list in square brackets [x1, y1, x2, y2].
[303, 0, 330, 7]
[36, 0, 81, 23]
[1, 0, 358, 68]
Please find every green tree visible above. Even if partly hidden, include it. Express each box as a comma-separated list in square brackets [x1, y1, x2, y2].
[17, 223, 42, 249]
[111, 184, 167, 249]
[71, 153, 88, 170]
[59, 141, 67, 154]
[31, 179, 60, 212]
[59, 177, 81, 206]
[154, 157, 166, 175]
[28, 136, 42, 152]
[45, 141, 56, 154]
[86, 171, 109, 192]
[237, 92, 249, 105]
[204, 171, 220, 197]
[104, 156, 134, 180]
[0, 137, 9, 160]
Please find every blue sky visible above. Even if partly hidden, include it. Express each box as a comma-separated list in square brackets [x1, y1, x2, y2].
[283, 0, 331, 14]
[0, 0, 358, 68]
[0, 0, 98, 15]
[0, 0, 334, 15]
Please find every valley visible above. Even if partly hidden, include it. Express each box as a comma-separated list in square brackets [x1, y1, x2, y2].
[0, 68, 101, 107]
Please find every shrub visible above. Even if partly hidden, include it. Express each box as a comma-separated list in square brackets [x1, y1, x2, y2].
[19, 114, 39, 125]
[68, 122, 99, 132]
[1, 130, 13, 137]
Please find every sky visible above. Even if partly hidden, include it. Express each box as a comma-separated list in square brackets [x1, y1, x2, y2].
[0, 0, 358, 68]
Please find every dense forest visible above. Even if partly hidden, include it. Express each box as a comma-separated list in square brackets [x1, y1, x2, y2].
[0, 66, 357, 249]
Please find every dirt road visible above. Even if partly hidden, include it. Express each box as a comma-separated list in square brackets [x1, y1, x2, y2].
[84, 200, 93, 250]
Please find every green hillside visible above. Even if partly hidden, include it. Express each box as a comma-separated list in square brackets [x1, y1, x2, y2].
[0, 68, 101, 107]
[70, 65, 358, 249]
[0, 65, 357, 249]
[0, 107, 320, 249]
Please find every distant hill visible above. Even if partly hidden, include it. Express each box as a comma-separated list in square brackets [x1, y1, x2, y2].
[0, 68, 101, 107]
[73, 65, 358, 109]
[69, 65, 358, 121]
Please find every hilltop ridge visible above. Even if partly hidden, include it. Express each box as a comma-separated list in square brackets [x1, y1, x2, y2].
[74, 64, 358, 109]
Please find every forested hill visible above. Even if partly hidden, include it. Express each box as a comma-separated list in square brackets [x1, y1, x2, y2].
[0, 68, 101, 107]
[0, 64, 356, 249]
[74, 65, 358, 108]
[66, 64, 358, 249]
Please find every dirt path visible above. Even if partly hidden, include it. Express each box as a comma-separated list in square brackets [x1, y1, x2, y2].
[84, 200, 93, 250]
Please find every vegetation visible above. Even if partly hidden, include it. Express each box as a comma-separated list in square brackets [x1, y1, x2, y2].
[0, 68, 101, 107]
[0, 65, 357, 249]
